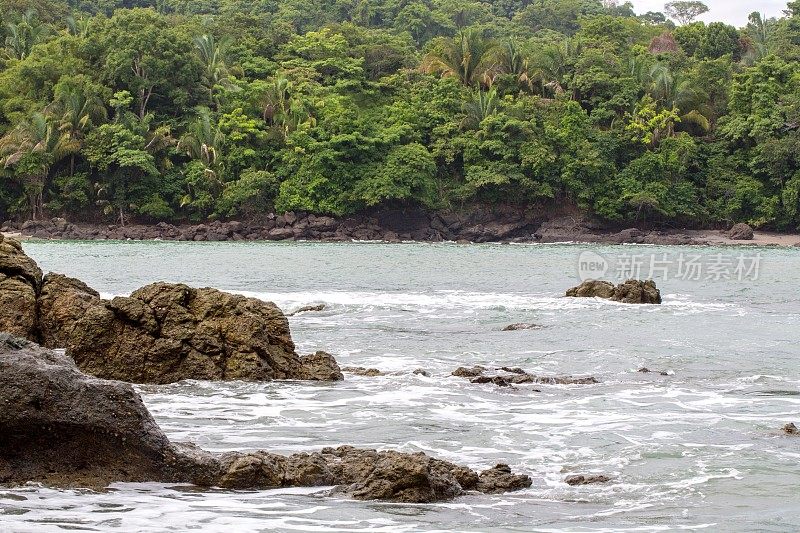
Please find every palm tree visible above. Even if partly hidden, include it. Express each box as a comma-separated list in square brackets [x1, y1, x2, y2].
[647, 63, 710, 133]
[65, 15, 90, 38]
[47, 86, 107, 175]
[743, 12, 774, 64]
[194, 34, 239, 109]
[0, 113, 77, 219]
[490, 40, 533, 90]
[256, 76, 315, 140]
[461, 88, 499, 129]
[178, 107, 225, 195]
[420, 30, 498, 87]
[530, 39, 581, 98]
[4, 9, 47, 60]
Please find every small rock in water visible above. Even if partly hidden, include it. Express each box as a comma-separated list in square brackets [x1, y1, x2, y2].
[476, 464, 533, 494]
[412, 368, 430, 377]
[565, 474, 612, 486]
[452, 366, 485, 378]
[783, 423, 798, 435]
[566, 279, 661, 304]
[471, 376, 512, 387]
[638, 367, 670, 376]
[502, 323, 543, 331]
[287, 304, 326, 316]
[342, 366, 385, 377]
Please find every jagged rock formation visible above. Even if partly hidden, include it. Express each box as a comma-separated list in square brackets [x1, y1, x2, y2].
[0, 236, 342, 384]
[0, 335, 531, 502]
[566, 279, 662, 304]
[728, 223, 754, 240]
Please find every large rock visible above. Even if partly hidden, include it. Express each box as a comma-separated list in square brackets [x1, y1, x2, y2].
[0, 334, 215, 487]
[0, 238, 342, 384]
[729, 223, 754, 240]
[0, 336, 531, 501]
[566, 279, 661, 304]
[63, 282, 342, 384]
[0, 235, 42, 339]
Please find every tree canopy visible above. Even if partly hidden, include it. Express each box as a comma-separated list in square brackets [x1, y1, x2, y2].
[0, 0, 797, 230]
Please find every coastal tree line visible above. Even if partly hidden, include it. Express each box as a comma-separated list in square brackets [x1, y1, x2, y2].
[0, 0, 799, 229]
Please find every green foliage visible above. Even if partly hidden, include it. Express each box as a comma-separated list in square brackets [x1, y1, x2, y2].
[0, 0, 795, 231]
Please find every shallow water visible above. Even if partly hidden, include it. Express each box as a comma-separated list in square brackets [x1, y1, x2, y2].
[4, 241, 800, 532]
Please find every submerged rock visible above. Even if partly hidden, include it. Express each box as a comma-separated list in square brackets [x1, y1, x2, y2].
[413, 368, 430, 377]
[342, 366, 385, 377]
[456, 366, 597, 387]
[729, 223, 754, 241]
[565, 474, 612, 486]
[783, 423, 798, 435]
[566, 279, 661, 304]
[0, 336, 531, 502]
[502, 323, 544, 331]
[287, 304, 326, 316]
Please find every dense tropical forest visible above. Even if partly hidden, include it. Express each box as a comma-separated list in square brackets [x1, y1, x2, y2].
[0, 0, 798, 229]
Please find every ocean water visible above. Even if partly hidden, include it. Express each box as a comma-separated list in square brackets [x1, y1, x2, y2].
[3, 241, 800, 532]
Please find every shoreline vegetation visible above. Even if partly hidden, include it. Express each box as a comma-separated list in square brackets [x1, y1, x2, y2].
[0, 2, 799, 235]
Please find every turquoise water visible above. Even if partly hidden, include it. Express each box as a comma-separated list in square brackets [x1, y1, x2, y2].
[3, 241, 800, 532]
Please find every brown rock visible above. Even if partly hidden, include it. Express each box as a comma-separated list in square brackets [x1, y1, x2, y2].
[729, 223, 754, 240]
[783, 423, 798, 435]
[452, 366, 486, 378]
[38, 273, 101, 348]
[287, 304, 326, 316]
[0, 235, 42, 339]
[566, 279, 661, 304]
[565, 474, 612, 486]
[296, 351, 344, 381]
[342, 366, 385, 377]
[476, 464, 533, 493]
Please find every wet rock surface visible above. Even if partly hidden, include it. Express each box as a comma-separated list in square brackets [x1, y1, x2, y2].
[566, 279, 662, 304]
[342, 366, 385, 377]
[565, 474, 612, 486]
[0, 236, 342, 384]
[287, 304, 326, 316]
[0, 336, 531, 502]
[453, 366, 598, 387]
[502, 323, 544, 331]
[783, 423, 798, 435]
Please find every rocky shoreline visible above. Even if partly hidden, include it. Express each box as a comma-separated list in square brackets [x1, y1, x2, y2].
[0, 335, 531, 501]
[2, 208, 787, 246]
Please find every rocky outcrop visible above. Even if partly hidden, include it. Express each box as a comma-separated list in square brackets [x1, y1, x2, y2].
[0, 234, 41, 339]
[0, 334, 216, 487]
[729, 223, 754, 240]
[566, 279, 662, 304]
[62, 283, 343, 384]
[0, 336, 531, 501]
[452, 366, 598, 387]
[0, 236, 341, 384]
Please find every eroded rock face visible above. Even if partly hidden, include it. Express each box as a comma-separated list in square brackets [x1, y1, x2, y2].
[565, 474, 612, 486]
[0, 235, 42, 339]
[566, 279, 661, 304]
[0, 337, 531, 502]
[38, 273, 100, 349]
